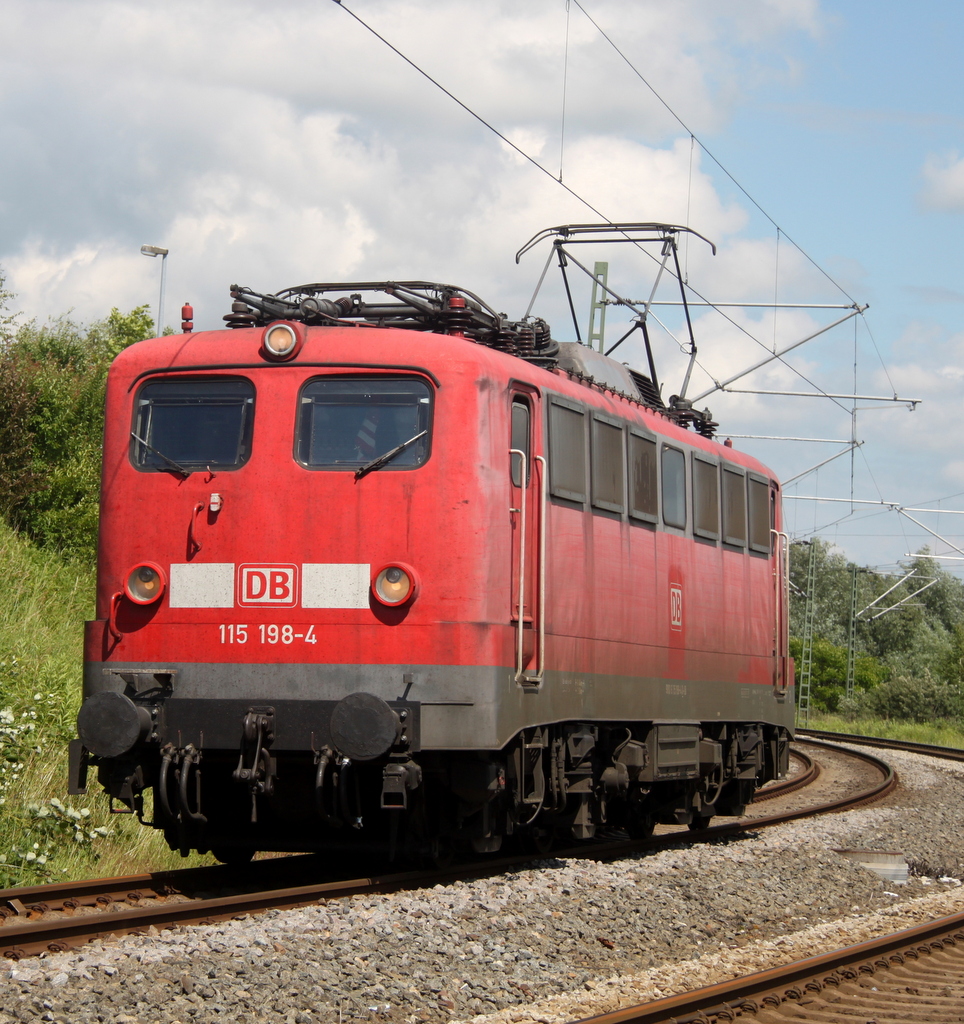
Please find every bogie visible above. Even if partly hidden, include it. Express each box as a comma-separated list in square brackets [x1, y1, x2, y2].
[105, 718, 788, 860]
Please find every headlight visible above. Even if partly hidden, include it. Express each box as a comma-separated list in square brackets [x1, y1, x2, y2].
[261, 321, 305, 361]
[373, 564, 416, 606]
[125, 563, 166, 604]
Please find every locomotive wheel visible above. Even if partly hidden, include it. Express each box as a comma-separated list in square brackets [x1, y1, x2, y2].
[687, 814, 714, 832]
[626, 812, 655, 840]
[470, 835, 504, 854]
[519, 826, 554, 855]
[419, 836, 455, 870]
[212, 845, 256, 866]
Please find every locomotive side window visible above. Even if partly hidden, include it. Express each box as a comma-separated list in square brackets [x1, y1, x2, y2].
[748, 475, 770, 553]
[661, 446, 686, 529]
[591, 416, 625, 513]
[628, 431, 658, 523]
[296, 377, 432, 470]
[510, 399, 530, 487]
[549, 400, 587, 502]
[693, 456, 719, 540]
[131, 377, 255, 471]
[722, 467, 747, 547]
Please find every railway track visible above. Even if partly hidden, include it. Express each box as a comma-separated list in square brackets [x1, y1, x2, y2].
[750, 747, 818, 801]
[575, 908, 964, 1023]
[0, 738, 891, 961]
[799, 726, 964, 763]
[564, 733, 964, 1024]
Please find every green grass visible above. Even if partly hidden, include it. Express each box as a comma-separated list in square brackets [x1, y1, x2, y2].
[801, 711, 964, 750]
[0, 521, 212, 885]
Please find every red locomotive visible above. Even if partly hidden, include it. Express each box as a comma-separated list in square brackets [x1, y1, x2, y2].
[71, 224, 794, 862]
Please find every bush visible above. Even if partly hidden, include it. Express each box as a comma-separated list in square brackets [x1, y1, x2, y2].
[836, 693, 864, 721]
[0, 796, 110, 888]
[0, 349, 40, 519]
[862, 672, 964, 723]
[0, 699, 34, 810]
[790, 635, 886, 712]
[0, 305, 153, 560]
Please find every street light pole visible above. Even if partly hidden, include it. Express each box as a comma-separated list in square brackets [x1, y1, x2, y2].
[140, 245, 169, 334]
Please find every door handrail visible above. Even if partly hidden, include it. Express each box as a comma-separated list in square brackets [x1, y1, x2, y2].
[529, 454, 548, 686]
[772, 529, 790, 693]
[510, 448, 527, 682]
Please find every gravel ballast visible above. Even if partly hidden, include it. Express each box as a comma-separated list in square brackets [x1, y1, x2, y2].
[3, 744, 964, 1024]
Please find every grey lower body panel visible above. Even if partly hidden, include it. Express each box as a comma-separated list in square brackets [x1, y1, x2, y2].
[86, 659, 795, 751]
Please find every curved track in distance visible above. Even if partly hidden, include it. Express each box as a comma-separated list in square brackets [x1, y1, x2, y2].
[565, 732, 964, 1024]
[572, 909, 964, 1023]
[799, 726, 964, 763]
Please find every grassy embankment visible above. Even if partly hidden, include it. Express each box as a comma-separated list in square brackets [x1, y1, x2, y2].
[803, 711, 964, 749]
[0, 520, 212, 885]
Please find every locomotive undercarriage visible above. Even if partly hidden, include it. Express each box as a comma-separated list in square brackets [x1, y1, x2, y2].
[76, 713, 790, 863]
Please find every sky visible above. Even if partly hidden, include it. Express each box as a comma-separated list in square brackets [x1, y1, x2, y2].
[2, 0, 964, 577]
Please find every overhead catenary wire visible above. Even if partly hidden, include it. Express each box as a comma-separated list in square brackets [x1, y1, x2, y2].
[563, 4, 935, 575]
[331, 0, 612, 225]
[329, 0, 941, 574]
[569, 0, 859, 307]
[330, 0, 872, 416]
[331, 3, 847, 313]
[559, 0, 572, 182]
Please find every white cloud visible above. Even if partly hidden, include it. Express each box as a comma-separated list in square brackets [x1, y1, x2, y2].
[858, 321, 964, 501]
[941, 461, 964, 488]
[9, 0, 964, 576]
[5, 241, 149, 325]
[919, 152, 964, 211]
[0, 0, 827, 326]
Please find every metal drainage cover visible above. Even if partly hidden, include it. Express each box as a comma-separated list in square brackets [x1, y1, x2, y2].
[835, 848, 909, 882]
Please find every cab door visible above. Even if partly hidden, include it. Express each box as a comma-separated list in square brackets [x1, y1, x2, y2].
[509, 391, 546, 686]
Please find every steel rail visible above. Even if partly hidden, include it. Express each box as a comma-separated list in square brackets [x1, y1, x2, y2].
[561, 734, 963, 1024]
[0, 740, 889, 961]
[749, 747, 818, 802]
[568, 909, 964, 1024]
[0, 751, 816, 914]
[798, 727, 964, 762]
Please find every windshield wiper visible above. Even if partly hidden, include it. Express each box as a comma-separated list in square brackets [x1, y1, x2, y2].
[354, 430, 427, 480]
[131, 432, 193, 478]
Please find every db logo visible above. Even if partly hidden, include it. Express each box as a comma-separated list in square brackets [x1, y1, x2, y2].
[669, 583, 683, 631]
[238, 564, 298, 607]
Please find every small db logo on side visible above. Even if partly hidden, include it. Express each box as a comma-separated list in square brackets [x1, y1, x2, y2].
[669, 583, 683, 631]
[238, 564, 298, 607]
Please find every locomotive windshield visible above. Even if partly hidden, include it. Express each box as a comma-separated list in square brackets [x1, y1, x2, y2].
[296, 377, 432, 470]
[131, 378, 255, 472]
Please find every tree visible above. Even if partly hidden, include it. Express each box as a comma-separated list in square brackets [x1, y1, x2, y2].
[789, 635, 885, 712]
[788, 537, 964, 711]
[0, 268, 19, 344]
[938, 623, 964, 687]
[789, 539, 851, 645]
[0, 306, 153, 561]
